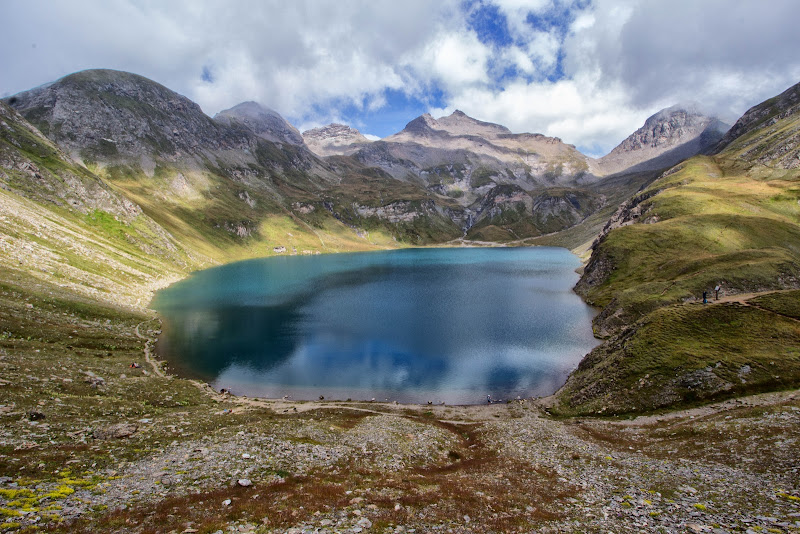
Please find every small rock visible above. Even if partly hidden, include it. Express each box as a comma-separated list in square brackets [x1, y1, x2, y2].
[222, 499, 232, 506]
[93, 423, 138, 440]
[357, 517, 372, 529]
[237, 478, 252, 487]
[27, 410, 45, 421]
[241, 453, 251, 459]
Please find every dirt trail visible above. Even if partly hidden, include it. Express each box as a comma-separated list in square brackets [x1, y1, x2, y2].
[134, 319, 165, 378]
[709, 289, 800, 323]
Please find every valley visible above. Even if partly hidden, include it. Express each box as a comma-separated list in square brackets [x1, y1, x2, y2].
[0, 69, 799, 533]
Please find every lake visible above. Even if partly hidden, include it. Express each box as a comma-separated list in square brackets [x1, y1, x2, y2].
[152, 247, 599, 404]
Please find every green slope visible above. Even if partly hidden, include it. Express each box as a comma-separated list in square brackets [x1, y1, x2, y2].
[553, 83, 800, 416]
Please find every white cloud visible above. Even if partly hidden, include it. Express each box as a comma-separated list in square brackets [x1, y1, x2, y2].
[2, 0, 800, 155]
[431, 72, 644, 157]
[490, 0, 552, 41]
[417, 30, 491, 91]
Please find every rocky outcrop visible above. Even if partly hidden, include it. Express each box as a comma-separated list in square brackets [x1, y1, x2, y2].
[574, 185, 662, 335]
[355, 201, 423, 223]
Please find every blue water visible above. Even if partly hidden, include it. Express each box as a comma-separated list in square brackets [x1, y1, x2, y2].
[152, 247, 599, 404]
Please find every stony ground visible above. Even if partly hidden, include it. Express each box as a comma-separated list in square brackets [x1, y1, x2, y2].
[0, 281, 799, 534]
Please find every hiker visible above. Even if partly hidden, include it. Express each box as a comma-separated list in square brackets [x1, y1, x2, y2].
[703, 291, 708, 304]
[129, 362, 140, 368]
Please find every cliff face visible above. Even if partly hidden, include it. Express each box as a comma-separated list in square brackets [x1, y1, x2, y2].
[4, 70, 331, 182]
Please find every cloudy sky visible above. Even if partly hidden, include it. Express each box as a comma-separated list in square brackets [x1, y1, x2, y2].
[3, 0, 800, 156]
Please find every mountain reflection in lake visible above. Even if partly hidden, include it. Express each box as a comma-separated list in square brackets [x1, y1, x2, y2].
[153, 247, 599, 404]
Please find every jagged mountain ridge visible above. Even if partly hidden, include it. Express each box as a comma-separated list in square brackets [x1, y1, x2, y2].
[338, 109, 597, 188]
[304, 106, 727, 240]
[328, 110, 611, 240]
[3, 69, 466, 249]
[3, 70, 614, 242]
[3, 68, 731, 246]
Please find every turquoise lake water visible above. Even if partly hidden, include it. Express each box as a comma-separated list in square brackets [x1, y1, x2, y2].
[152, 247, 599, 404]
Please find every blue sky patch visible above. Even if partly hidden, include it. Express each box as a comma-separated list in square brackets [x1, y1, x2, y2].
[466, 1, 513, 48]
[296, 87, 449, 138]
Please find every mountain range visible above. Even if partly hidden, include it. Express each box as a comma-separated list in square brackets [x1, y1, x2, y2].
[3, 69, 731, 250]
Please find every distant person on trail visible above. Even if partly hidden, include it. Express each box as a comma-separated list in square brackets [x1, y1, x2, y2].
[703, 291, 708, 304]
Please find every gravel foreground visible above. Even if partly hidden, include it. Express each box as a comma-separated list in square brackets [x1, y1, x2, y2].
[1, 314, 799, 533]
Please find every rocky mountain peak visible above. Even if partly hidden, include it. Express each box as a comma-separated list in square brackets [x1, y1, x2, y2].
[4, 68, 242, 162]
[620, 105, 718, 152]
[214, 101, 303, 145]
[400, 114, 438, 136]
[434, 110, 511, 138]
[302, 123, 371, 157]
[597, 105, 729, 174]
[398, 110, 510, 140]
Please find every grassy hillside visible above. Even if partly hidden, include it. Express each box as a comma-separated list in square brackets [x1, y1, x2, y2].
[553, 93, 800, 415]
